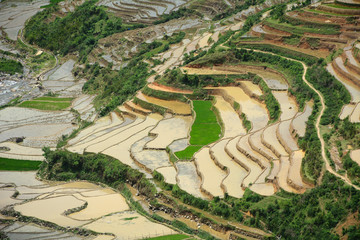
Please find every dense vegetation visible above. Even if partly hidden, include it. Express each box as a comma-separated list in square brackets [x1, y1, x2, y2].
[234, 43, 318, 66]
[153, 8, 199, 24]
[82, 60, 150, 116]
[212, 0, 265, 21]
[25, 0, 144, 62]
[0, 58, 23, 74]
[252, 173, 360, 239]
[258, 79, 280, 122]
[175, 100, 221, 160]
[158, 68, 240, 89]
[0, 158, 41, 171]
[306, 65, 351, 125]
[40, 148, 156, 197]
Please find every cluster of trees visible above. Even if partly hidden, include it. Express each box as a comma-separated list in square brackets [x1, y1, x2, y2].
[236, 43, 318, 66]
[25, 0, 144, 62]
[153, 8, 199, 25]
[159, 68, 237, 89]
[306, 65, 351, 125]
[40, 148, 156, 197]
[0, 58, 23, 74]
[259, 79, 280, 122]
[212, 0, 265, 21]
[252, 173, 360, 239]
[82, 60, 150, 116]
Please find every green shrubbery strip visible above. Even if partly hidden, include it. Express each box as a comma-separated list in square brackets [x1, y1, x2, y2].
[142, 86, 188, 102]
[133, 97, 167, 115]
[258, 79, 280, 122]
[235, 43, 318, 66]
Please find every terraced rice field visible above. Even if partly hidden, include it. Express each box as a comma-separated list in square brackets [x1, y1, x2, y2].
[1, 169, 177, 239]
[278, 119, 299, 153]
[146, 116, 192, 149]
[272, 91, 298, 120]
[210, 139, 247, 198]
[327, 63, 360, 102]
[213, 95, 246, 138]
[137, 92, 191, 115]
[240, 81, 263, 98]
[0, 142, 44, 160]
[194, 147, 226, 197]
[292, 101, 313, 137]
[0, 0, 47, 40]
[176, 161, 206, 199]
[208, 86, 269, 131]
[262, 123, 288, 157]
[156, 166, 177, 185]
[226, 136, 262, 187]
[131, 136, 171, 171]
[350, 149, 360, 166]
[288, 150, 308, 190]
[83, 211, 176, 239]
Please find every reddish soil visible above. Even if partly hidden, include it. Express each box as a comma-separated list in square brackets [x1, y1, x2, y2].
[148, 82, 193, 94]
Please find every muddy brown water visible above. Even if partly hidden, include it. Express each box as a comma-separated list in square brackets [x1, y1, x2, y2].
[176, 161, 207, 199]
[146, 116, 192, 149]
[340, 104, 355, 120]
[156, 166, 177, 185]
[15, 195, 88, 227]
[272, 91, 298, 120]
[350, 149, 360, 166]
[208, 87, 269, 131]
[292, 101, 313, 137]
[69, 193, 129, 220]
[278, 119, 299, 152]
[262, 123, 288, 156]
[350, 103, 360, 123]
[137, 93, 191, 115]
[211, 139, 247, 198]
[194, 147, 226, 197]
[249, 183, 275, 196]
[288, 150, 307, 188]
[327, 64, 360, 102]
[131, 136, 172, 171]
[226, 136, 262, 186]
[83, 211, 176, 239]
[213, 95, 246, 138]
[277, 156, 297, 193]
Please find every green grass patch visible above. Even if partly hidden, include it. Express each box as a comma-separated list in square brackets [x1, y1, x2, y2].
[145, 234, 190, 240]
[175, 100, 221, 160]
[18, 100, 71, 111]
[0, 157, 42, 171]
[0, 58, 23, 74]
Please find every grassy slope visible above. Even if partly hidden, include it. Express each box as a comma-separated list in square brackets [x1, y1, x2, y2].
[0, 158, 42, 171]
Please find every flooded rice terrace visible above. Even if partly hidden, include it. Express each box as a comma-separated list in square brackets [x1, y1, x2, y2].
[0, 171, 177, 239]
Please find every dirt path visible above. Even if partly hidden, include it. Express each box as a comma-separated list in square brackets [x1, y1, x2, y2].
[247, 48, 360, 190]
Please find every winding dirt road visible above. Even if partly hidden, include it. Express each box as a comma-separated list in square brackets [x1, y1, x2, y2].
[245, 48, 360, 190]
